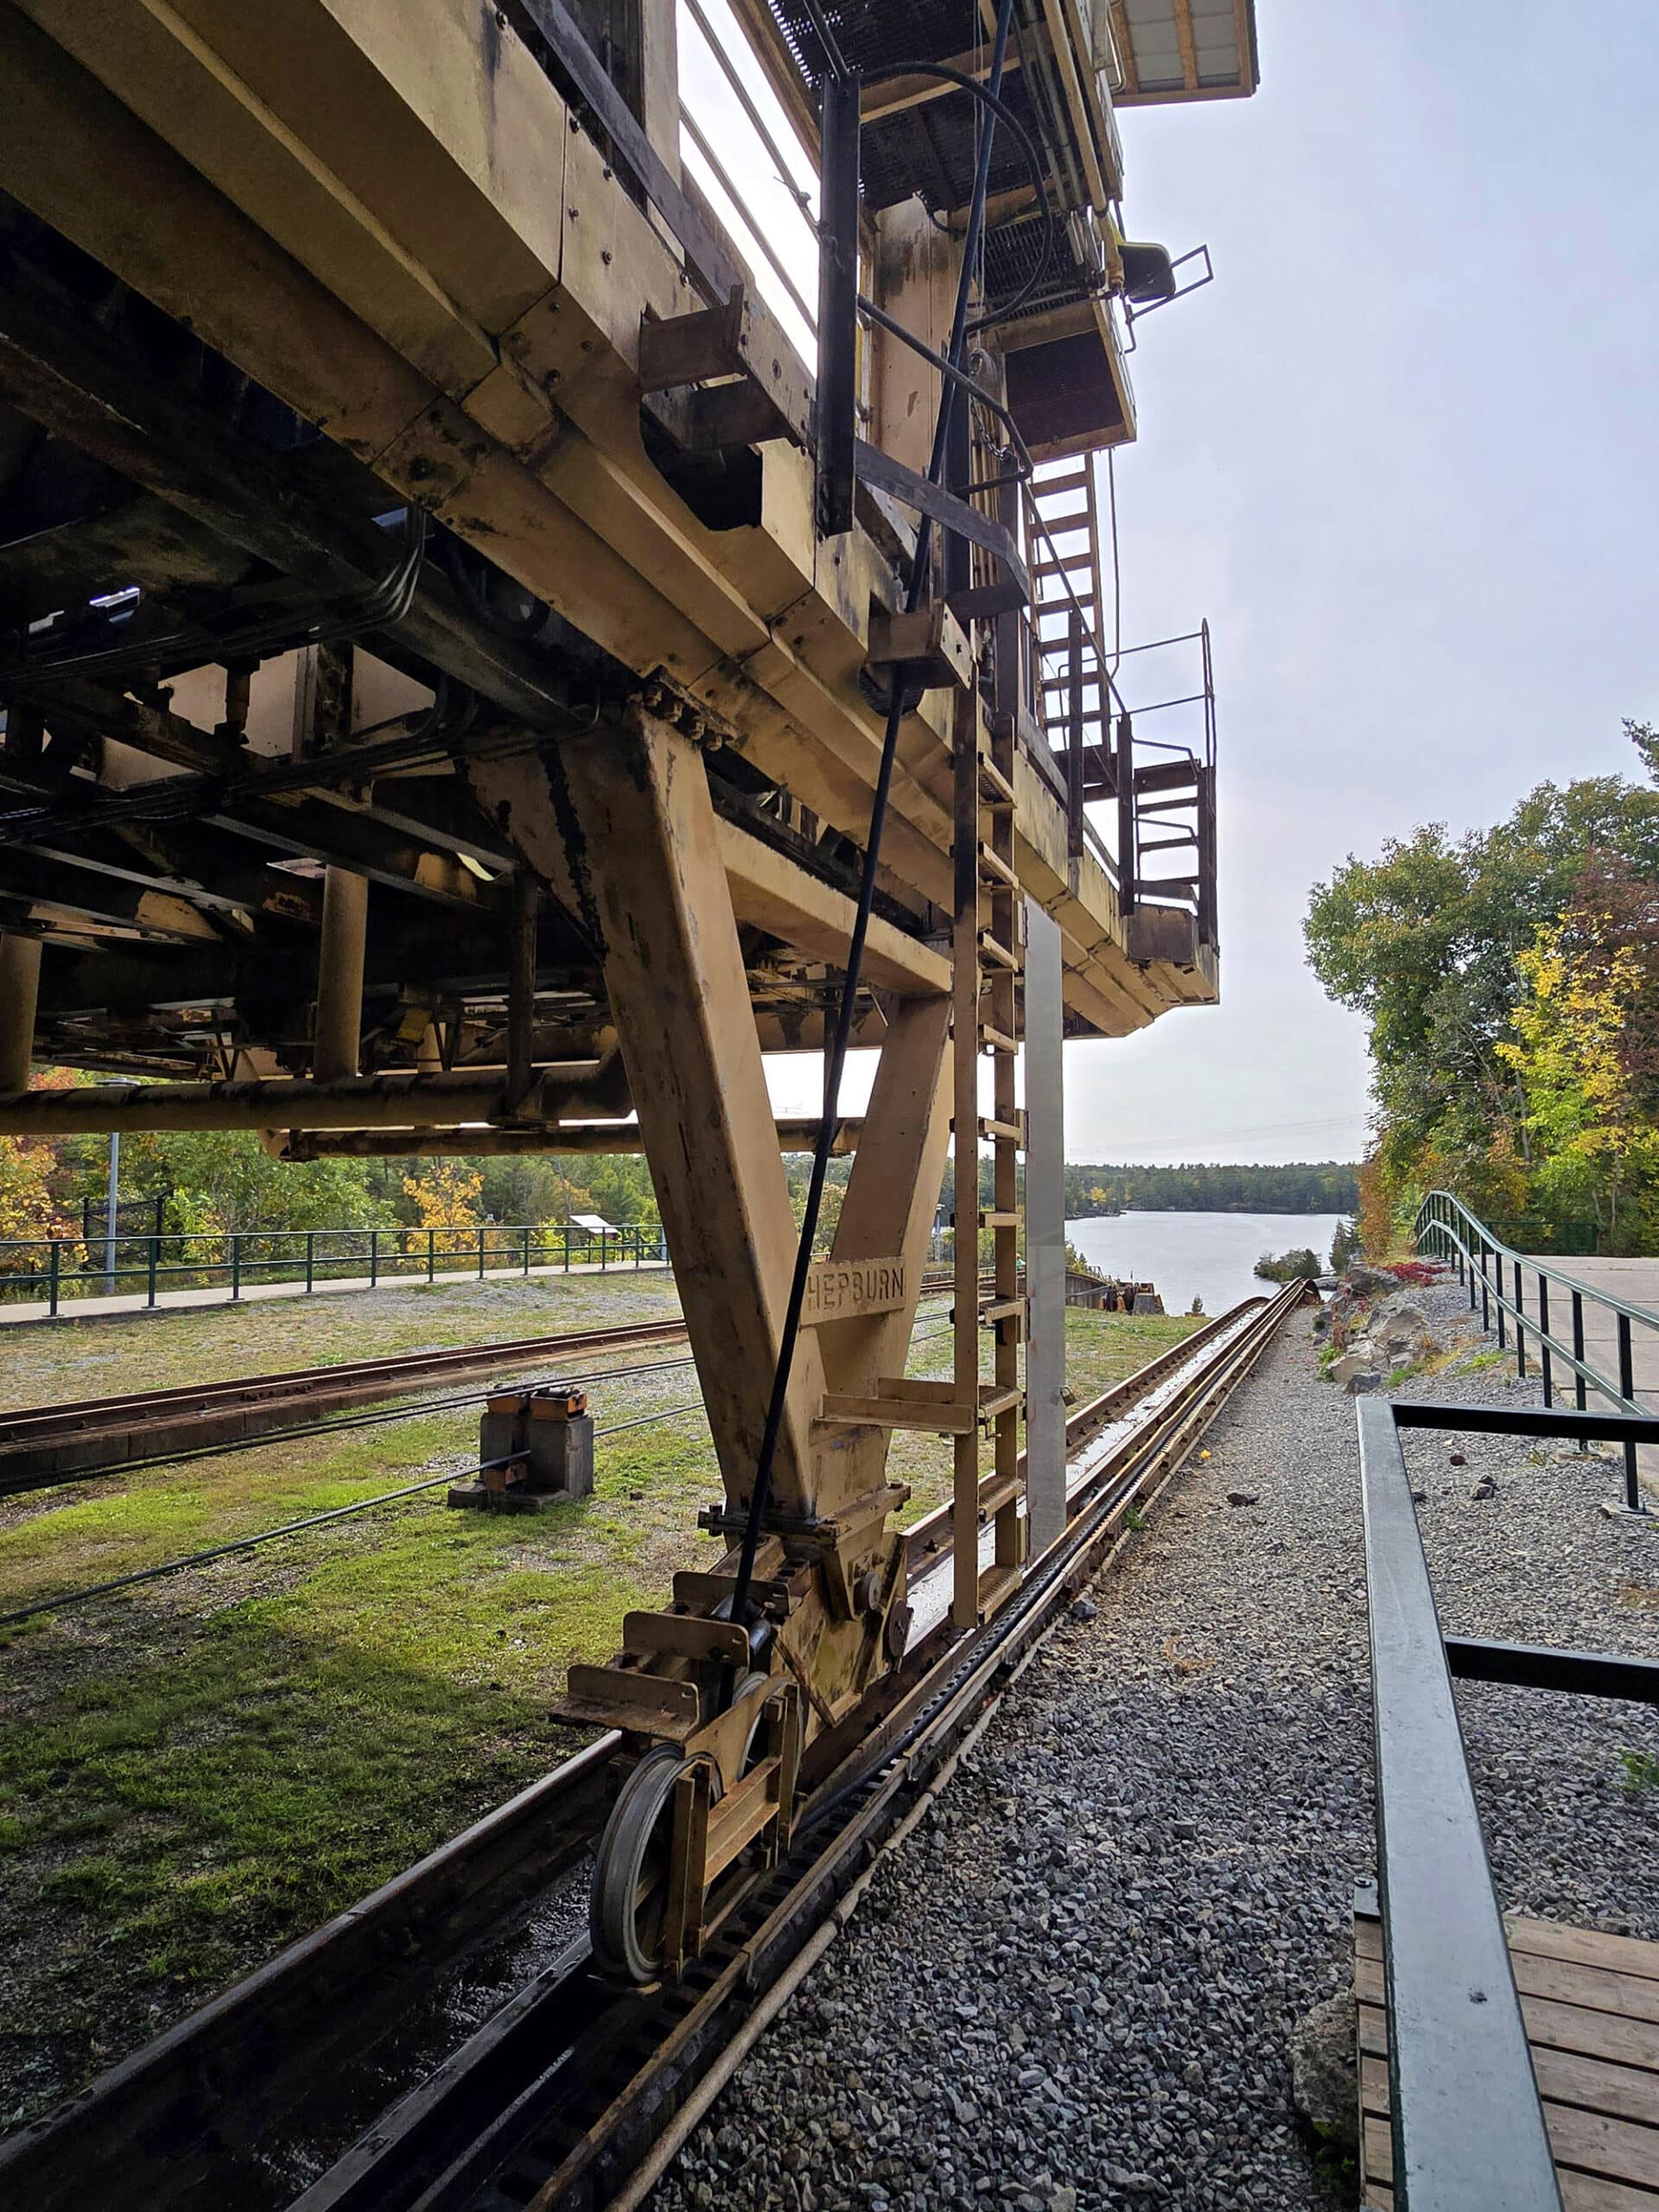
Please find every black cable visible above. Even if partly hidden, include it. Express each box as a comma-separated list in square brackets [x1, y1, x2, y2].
[438, 534, 550, 642]
[2, 507, 429, 690]
[859, 60, 1054, 324]
[728, 0, 1021, 1640]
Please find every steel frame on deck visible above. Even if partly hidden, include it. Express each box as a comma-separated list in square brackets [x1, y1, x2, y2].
[1357, 1391, 1659, 2209]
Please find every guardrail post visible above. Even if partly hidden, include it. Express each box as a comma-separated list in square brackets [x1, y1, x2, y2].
[232, 1231, 242, 1303]
[428, 1226, 435, 1284]
[1618, 1313, 1640, 1510]
[305, 1230, 315, 1294]
[478, 1225, 486, 1280]
[523, 1225, 531, 1277]
[563, 1219, 570, 1273]
[1493, 1243, 1504, 1348]
[147, 1231, 158, 1307]
[1538, 1272, 1552, 1408]
[1513, 1259, 1526, 1378]
[1573, 1289, 1587, 1449]
[369, 1228, 378, 1289]
[48, 1236, 60, 1318]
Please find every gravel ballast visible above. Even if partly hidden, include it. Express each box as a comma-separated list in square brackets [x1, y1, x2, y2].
[652, 1280, 1659, 2211]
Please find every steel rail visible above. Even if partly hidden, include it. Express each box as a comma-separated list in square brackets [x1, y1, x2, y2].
[0, 1318, 696, 1492]
[0, 1294, 1291, 2212]
[288, 1284, 1308, 2212]
[0, 1289, 970, 1497]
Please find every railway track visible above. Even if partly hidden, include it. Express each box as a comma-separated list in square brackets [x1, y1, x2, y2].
[0, 1319, 698, 1495]
[0, 1274, 979, 1497]
[0, 1281, 1306, 2212]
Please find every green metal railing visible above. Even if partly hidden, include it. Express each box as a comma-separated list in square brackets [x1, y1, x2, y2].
[1414, 1190, 1654, 1511]
[0, 1221, 668, 1317]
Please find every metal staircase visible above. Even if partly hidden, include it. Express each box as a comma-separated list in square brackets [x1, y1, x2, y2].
[1024, 461, 1217, 951]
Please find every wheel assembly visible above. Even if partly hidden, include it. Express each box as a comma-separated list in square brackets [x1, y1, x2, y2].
[589, 1674, 774, 1986]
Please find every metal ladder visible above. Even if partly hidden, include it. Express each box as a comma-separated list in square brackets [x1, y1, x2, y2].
[1031, 459, 1108, 790]
[952, 692, 1027, 1629]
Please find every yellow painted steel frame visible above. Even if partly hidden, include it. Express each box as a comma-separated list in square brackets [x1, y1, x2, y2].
[0, 0, 1214, 1046]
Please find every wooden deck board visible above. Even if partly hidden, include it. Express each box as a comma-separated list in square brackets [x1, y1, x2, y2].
[1357, 1904, 1659, 2204]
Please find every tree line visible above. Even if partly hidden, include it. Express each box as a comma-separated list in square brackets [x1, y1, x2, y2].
[0, 1097, 666, 1269]
[1306, 721, 1659, 1256]
[1063, 1162, 1359, 1217]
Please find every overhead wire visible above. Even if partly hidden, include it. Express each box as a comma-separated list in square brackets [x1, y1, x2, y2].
[728, 0, 1022, 1637]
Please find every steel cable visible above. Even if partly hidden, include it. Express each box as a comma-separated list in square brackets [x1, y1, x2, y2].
[728, 0, 1021, 1635]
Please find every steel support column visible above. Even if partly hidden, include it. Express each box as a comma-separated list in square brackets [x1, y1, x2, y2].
[314, 866, 368, 1083]
[0, 934, 42, 1094]
[1024, 897, 1066, 1556]
[554, 706, 828, 1518]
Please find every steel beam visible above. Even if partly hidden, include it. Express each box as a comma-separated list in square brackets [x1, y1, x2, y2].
[0, 1062, 629, 1135]
[555, 706, 826, 1516]
[814, 71, 861, 537]
[1392, 1399, 1659, 1446]
[283, 1116, 864, 1160]
[818, 994, 950, 1399]
[1024, 898, 1067, 1555]
[1357, 1395, 1563, 2212]
[0, 934, 42, 1092]
[314, 866, 368, 1082]
[1444, 1634, 1659, 1705]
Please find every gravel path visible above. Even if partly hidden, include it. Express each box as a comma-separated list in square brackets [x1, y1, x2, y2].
[652, 1281, 1659, 2212]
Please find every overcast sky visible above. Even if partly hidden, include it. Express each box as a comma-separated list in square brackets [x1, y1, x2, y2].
[748, 0, 1659, 1163]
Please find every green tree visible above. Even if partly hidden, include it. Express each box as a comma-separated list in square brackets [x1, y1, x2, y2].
[1254, 1247, 1320, 1282]
[1306, 728, 1659, 1241]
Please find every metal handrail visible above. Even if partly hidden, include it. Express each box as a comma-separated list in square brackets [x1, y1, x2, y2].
[1414, 1189, 1655, 1510]
[0, 1220, 669, 1317]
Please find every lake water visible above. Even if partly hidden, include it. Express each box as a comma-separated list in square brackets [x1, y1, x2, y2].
[1066, 1211, 1349, 1319]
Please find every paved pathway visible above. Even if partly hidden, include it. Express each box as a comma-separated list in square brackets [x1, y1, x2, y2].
[1503, 1255, 1659, 1496]
[0, 1255, 669, 1329]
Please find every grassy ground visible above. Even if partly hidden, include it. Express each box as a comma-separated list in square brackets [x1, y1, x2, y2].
[0, 1283, 1198, 2129]
[0, 1266, 685, 1409]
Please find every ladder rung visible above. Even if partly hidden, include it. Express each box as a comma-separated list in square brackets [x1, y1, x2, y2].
[979, 1210, 1020, 1230]
[976, 757, 1016, 806]
[978, 931, 1020, 972]
[981, 1297, 1026, 1324]
[1140, 834, 1197, 854]
[976, 1479, 1020, 1525]
[980, 1386, 1023, 1425]
[976, 1562, 1023, 1618]
[817, 1392, 976, 1434]
[978, 1113, 1025, 1142]
[1036, 468, 1090, 496]
[977, 1025, 1019, 1055]
[976, 844, 1019, 890]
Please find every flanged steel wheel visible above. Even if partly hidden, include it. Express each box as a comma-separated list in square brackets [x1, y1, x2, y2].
[589, 1677, 773, 1986]
[590, 1743, 694, 1986]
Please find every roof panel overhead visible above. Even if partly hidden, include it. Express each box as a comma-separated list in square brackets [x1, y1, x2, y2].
[1109, 0, 1257, 104]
